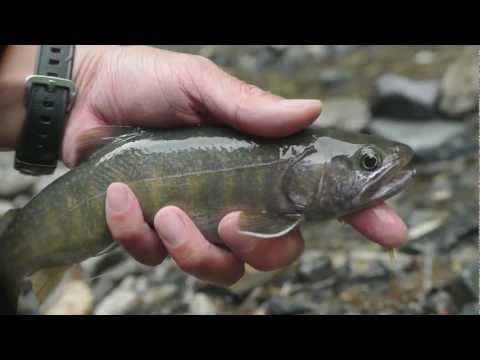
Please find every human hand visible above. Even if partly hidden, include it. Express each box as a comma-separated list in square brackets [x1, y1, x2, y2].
[0, 46, 408, 287]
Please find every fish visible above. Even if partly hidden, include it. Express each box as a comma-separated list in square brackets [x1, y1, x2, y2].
[0, 125, 415, 314]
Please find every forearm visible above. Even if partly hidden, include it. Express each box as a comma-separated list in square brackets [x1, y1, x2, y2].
[0, 45, 37, 150]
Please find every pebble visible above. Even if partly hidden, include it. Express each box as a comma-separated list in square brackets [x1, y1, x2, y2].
[370, 74, 440, 119]
[318, 68, 351, 89]
[94, 276, 141, 315]
[265, 295, 320, 315]
[297, 251, 334, 282]
[189, 293, 217, 315]
[142, 284, 178, 307]
[437, 46, 479, 119]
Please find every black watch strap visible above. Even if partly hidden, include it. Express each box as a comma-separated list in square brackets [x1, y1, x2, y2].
[15, 45, 76, 175]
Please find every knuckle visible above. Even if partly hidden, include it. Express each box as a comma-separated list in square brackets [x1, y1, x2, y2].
[191, 54, 216, 69]
[238, 81, 267, 98]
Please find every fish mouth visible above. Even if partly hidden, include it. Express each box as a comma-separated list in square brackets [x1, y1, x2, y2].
[368, 165, 416, 203]
[353, 150, 416, 206]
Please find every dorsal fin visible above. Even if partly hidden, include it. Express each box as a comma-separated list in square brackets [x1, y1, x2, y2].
[75, 126, 141, 163]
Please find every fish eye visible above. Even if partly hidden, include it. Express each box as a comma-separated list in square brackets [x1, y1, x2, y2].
[359, 147, 382, 171]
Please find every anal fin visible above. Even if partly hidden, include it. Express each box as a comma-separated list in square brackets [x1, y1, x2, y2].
[31, 265, 73, 309]
[238, 212, 303, 239]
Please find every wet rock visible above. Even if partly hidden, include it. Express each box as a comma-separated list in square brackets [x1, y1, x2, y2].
[368, 118, 471, 161]
[142, 284, 178, 307]
[444, 263, 479, 309]
[189, 293, 217, 315]
[297, 251, 334, 282]
[91, 277, 116, 303]
[0, 152, 37, 197]
[424, 290, 457, 315]
[0, 199, 13, 215]
[413, 50, 435, 65]
[94, 276, 141, 315]
[104, 258, 151, 283]
[459, 302, 479, 315]
[265, 295, 320, 315]
[347, 251, 392, 282]
[318, 68, 351, 89]
[437, 46, 478, 119]
[311, 97, 370, 132]
[370, 74, 440, 119]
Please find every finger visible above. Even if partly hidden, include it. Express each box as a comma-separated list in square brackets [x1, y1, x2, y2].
[182, 56, 323, 138]
[218, 212, 305, 272]
[343, 202, 408, 249]
[105, 183, 168, 266]
[153, 206, 245, 286]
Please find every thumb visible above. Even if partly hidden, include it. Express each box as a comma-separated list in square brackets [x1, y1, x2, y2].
[183, 57, 323, 138]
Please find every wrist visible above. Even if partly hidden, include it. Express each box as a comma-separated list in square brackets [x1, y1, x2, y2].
[0, 45, 111, 152]
[0, 45, 36, 149]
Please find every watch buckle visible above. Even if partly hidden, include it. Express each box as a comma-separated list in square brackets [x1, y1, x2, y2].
[25, 74, 77, 112]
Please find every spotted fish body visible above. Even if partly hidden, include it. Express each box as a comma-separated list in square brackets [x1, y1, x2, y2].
[0, 125, 415, 312]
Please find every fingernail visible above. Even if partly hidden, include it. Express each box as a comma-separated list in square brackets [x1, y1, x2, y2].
[154, 208, 185, 247]
[280, 99, 322, 109]
[106, 184, 130, 213]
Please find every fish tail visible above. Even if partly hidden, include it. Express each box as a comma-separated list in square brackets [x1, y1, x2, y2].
[0, 209, 20, 314]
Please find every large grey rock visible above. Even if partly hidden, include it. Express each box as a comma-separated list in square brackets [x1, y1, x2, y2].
[437, 46, 479, 119]
[368, 118, 473, 161]
[370, 74, 440, 119]
[0, 152, 37, 197]
[311, 97, 370, 132]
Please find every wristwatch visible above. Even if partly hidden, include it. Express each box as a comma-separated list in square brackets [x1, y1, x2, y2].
[14, 45, 76, 175]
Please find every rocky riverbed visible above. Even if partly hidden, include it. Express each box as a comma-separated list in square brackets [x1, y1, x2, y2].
[3, 45, 478, 315]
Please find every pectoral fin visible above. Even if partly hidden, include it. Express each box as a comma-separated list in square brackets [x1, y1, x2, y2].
[238, 212, 303, 239]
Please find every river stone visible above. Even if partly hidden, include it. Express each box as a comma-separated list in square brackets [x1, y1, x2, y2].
[297, 251, 334, 282]
[459, 302, 479, 315]
[94, 276, 141, 315]
[0, 152, 37, 197]
[370, 74, 440, 119]
[437, 46, 479, 119]
[311, 97, 370, 132]
[265, 295, 320, 315]
[368, 118, 468, 159]
[189, 293, 217, 315]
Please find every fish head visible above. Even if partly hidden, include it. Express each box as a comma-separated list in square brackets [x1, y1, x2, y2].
[284, 130, 416, 219]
